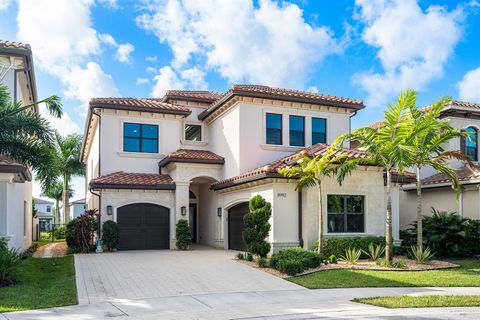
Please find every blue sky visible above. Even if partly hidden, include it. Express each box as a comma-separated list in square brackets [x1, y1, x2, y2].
[1, 0, 479, 200]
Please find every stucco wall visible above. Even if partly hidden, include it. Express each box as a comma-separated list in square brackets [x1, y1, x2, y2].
[198, 183, 222, 247]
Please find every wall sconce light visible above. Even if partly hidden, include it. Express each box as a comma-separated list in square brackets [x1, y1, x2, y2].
[217, 207, 222, 217]
[181, 206, 187, 216]
[107, 205, 113, 216]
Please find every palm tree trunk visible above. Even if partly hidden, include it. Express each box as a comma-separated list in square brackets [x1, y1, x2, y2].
[416, 166, 423, 251]
[62, 174, 69, 224]
[385, 169, 393, 262]
[55, 200, 59, 224]
[317, 182, 323, 255]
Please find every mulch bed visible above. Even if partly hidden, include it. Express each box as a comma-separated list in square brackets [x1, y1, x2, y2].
[237, 257, 460, 279]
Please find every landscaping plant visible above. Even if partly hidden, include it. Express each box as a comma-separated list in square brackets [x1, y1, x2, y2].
[270, 247, 321, 275]
[339, 247, 361, 264]
[65, 209, 99, 253]
[236, 252, 245, 260]
[102, 220, 119, 251]
[376, 259, 406, 269]
[315, 236, 385, 258]
[328, 254, 337, 264]
[243, 195, 271, 258]
[246, 252, 253, 261]
[175, 219, 192, 250]
[410, 245, 435, 264]
[363, 243, 385, 261]
[0, 238, 21, 286]
[257, 257, 268, 268]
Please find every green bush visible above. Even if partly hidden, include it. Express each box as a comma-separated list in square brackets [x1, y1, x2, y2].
[270, 247, 321, 275]
[393, 245, 410, 256]
[102, 220, 119, 251]
[65, 210, 99, 253]
[175, 219, 192, 250]
[246, 252, 253, 261]
[257, 257, 268, 268]
[0, 244, 21, 285]
[401, 208, 480, 257]
[339, 247, 362, 264]
[243, 195, 272, 258]
[328, 254, 337, 264]
[313, 236, 385, 258]
[236, 252, 244, 260]
[377, 259, 406, 269]
[54, 226, 66, 240]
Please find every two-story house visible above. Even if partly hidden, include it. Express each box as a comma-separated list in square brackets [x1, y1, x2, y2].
[81, 85, 411, 252]
[0, 40, 37, 250]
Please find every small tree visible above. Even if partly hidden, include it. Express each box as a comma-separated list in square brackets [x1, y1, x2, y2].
[102, 220, 119, 251]
[176, 219, 192, 250]
[243, 195, 271, 258]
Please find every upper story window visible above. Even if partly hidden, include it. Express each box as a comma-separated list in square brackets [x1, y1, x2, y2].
[46, 205, 51, 213]
[266, 113, 282, 145]
[185, 124, 202, 141]
[465, 127, 478, 161]
[327, 195, 365, 233]
[312, 117, 327, 144]
[289, 115, 305, 147]
[123, 122, 159, 153]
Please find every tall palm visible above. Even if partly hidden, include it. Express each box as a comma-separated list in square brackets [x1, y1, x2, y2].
[42, 179, 74, 224]
[336, 90, 417, 261]
[408, 97, 469, 251]
[0, 83, 62, 190]
[279, 145, 362, 254]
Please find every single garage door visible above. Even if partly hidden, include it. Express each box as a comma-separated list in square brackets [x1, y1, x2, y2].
[117, 203, 170, 250]
[228, 202, 249, 251]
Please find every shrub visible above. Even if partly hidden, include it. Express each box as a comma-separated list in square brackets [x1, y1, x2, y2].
[270, 247, 321, 275]
[175, 219, 192, 250]
[20, 244, 39, 260]
[236, 252, 245, 260]
[377, 259, 406, 268]
[243, 195, 272, 258]
[102, 220, 119, 251]
[410, 246, 435, 264]
[393, 245, 410, 256]
[339, 247, 362, 264]
[328, 254, 337, 264]
[401, 208, 480, 257]
[53, 226, 66, 240]
[314, 236, 385, 258]
[0, 245, 21, 285]
[246, 252, 253, 261]
[66, 209, 99, 253]
[363, 243, 385, 261]
[0, 238, 7, 252]
[257, 257, 268, 268]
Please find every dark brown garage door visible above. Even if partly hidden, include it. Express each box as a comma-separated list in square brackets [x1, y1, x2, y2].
[228, 202, 249, 251]
[117, 203, 170, 250]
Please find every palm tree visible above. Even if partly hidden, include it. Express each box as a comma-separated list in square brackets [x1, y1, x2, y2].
[0, 83, 62, 190]
[42, 179, 74, 224]
[407, 97, 469, 251]
[279, 145, 361, 254]
[336, 90, 417, 261]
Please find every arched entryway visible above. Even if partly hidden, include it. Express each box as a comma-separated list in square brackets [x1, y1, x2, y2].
[117, 203, 170, 250]
[228, 202, 249, 251]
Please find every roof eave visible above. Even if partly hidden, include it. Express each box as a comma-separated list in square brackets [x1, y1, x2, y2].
[89, 183, 176, 191]
[89, 103, 191, 116]
[211, 172, 290, 191]
[159, 157, 225, 168]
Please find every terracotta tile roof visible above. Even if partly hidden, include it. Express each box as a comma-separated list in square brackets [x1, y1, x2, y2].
[420, 164, 480, 186]
[159, 149, 225, 167]
[90, 97, 191, 115]
[199, 84, 365, 120]
[0, 158, 32, 181]
[0, 40, 31, 50]
[89, 171, 175, 190]
[162, 90, 224, 103]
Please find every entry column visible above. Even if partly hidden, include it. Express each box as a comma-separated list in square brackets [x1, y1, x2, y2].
[173, 181, 190, 249]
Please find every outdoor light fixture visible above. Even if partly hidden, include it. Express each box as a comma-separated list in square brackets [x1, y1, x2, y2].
[107, 205, 113, 215]
[181, 206, 187, 216]
[217, 207, 222, 217]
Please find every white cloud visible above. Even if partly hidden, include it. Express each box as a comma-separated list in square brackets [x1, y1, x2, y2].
[115, 43, 135, 63]
[0, 0, 10, 10]
[98, 0, 118, 9]
[152, 66, 185, 97]
[458, 67, 480, 101]
[146, 66, 157, 73]
[146, 55, 157, 62]
[99, 33, 117, 46]
[136, 77, 150, 85]
[180, 67, 207, 90]
[353, 0, 464, 107]
[41, 107, 81, 135]
[137, 0, 341, 89]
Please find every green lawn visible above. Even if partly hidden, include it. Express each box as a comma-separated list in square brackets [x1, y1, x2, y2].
[0, 256, 77, 312]
[353, 295, 480, 308]
[289, 260, 480, 289]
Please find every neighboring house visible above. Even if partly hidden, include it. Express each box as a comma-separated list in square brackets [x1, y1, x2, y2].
[34, 198, 54, 232]
[0, 40, 37, 251]
[70, 198, 86, 219]
[81, 85, 413, 252]
[398, 101, 480, 227]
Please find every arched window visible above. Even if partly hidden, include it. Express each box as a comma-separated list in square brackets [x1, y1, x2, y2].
[466, 127, 478, 161]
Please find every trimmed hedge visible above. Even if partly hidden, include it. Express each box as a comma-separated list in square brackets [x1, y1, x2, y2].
[270, 247, 321, 276]
[313, 236, 385, 259]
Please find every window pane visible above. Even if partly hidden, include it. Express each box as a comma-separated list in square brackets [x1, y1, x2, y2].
[312, 118, 326, 144]
[347, 214, 364, 232]
[266, 113, 282, 145]
[185, 124, 202, 141]
[289, 116, 305, 147]
[466, 127, 478, 161]
[346, 195, 363, 213]
[124, 138, 140, 152]
[124, 123, 140, 137]
[142, 125, 158, 139]
[328, 214, 344, 233]
[141, 139, 158, 153]
[327, 195, 343, 213]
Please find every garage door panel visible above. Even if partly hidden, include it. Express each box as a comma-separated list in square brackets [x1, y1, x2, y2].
[228, 202, 249, 251]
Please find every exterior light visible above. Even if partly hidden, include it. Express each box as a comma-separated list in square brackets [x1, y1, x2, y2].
[107, 205, 113, 215]
[217, 207, 222, 217]
[181, 206, 187, 216]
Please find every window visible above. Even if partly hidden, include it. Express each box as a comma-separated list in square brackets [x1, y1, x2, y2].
[327, 195, 365, 233]
[185, 124, 202, 141]
[312, 118, 327, 144]
[123, 123, 159, 153]
[266, 113, 282, 145]
[289, 115, 305, 147]
[466, 127, 478, 161]
[46, 205, 51, 213]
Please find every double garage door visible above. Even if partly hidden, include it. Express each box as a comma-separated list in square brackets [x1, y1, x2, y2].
[117, 203, 170, 250]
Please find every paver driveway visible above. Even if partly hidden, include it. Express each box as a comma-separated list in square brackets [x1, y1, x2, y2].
[74, 246, 302, 304]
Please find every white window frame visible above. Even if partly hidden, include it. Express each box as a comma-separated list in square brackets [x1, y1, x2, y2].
[181, 120, 207, 146]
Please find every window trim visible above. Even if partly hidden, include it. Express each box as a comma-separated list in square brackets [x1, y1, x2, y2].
[326, 194, 365, 234]
[289, 115, 305, 147]
[184, 123, 203, 142]
[465, 126, 478, 162]
[265, 112, 283, 145]
[312, 117, 327, 144]
[122, 122, 159, 154]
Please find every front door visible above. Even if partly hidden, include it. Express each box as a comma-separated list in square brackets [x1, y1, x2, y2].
[189, 204, 197, 243]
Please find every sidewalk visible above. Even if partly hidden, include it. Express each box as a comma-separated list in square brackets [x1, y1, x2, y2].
[3, 287, 480, 320]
